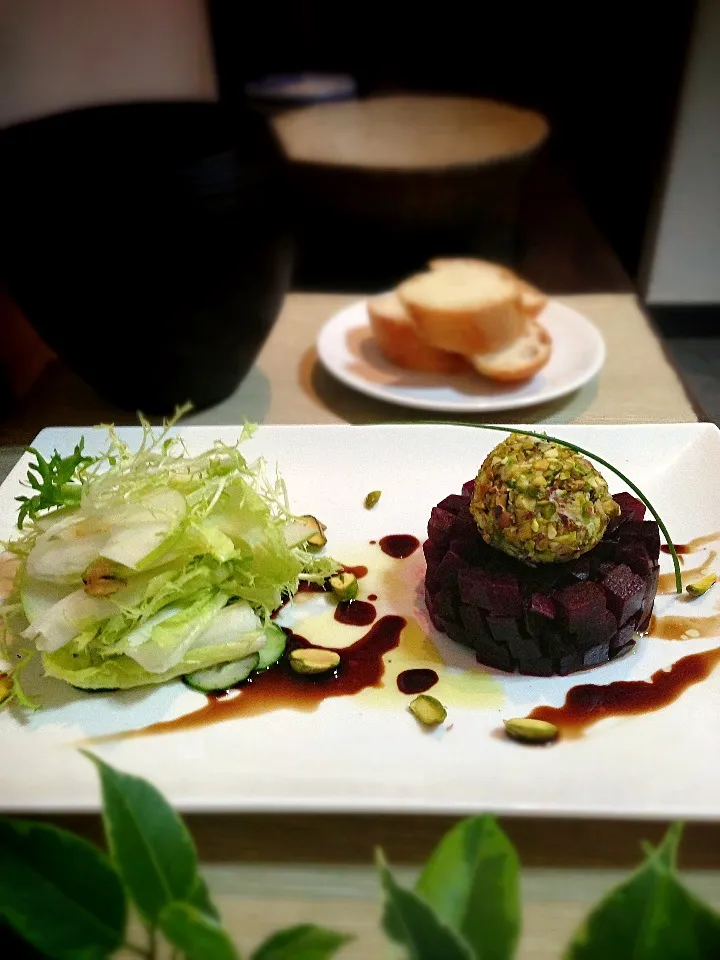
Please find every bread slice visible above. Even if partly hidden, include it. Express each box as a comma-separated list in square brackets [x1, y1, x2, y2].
[428, 257, 548, 319]
[367, 291, 469, 374]
[397, 264, 526, 354]
[469, 319, 551, 382]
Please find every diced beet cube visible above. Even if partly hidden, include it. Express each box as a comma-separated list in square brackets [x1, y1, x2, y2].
[602, 563, 645, 625]
[427, 507, 456, 545]
[434, 584, 459, 622]
[573, 608, 617, 646]
[506, 631, 542, 664]
[425, 606, 445, 634]
[474, 636, 515, 673]
[645, 564, 660, 598]
[436, 549, 466, 587]
[459, 603, 489, 640]
[611, 621, 636, 653]
[486, 615, 523, 648]
[461, 479, 476, 497]
[556, 648, 583, 676]
[615, 541, 653, 577]
[436, 494, 471, 516]
[443, 618, 472, 648]
[423, 539, 445, 567]
[529, 592, 556, 620]
[591, 558, 617, 579]
[483, 573, 523, 617]
[619, 521, 661, 562]
[582, 640, 611, 668]
[448, 529, 484, 561]
[590, 538, 619, 562]
[614, 492, 646, 523]
[526, 593, 557, 642]
[544, 635, 583, 675]
[523, 563, 564, 594]
[425, 567, 443, 593]
[458, 567, 492, 609]
[553, 582, 608, 631]
[638, 565, 659, 632]
[519, 657, 554, 677]
[566, 556, 592, 581]
[424, 583, 436, 612]
[452, 512, 481, 538]
[609, 640, 635, 660]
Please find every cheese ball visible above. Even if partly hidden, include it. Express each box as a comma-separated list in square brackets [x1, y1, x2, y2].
[470, 435, 621, 563]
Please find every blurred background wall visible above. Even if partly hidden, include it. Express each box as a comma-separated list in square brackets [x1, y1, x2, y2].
[0, 0, 216, 128]
[643, 0, 720, 305]
[211, 0, 695, 290]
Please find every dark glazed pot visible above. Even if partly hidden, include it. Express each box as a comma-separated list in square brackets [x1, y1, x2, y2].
[0, 102, 293, 413]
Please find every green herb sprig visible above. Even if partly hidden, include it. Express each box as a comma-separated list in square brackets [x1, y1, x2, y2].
[15, 441, 95, 529]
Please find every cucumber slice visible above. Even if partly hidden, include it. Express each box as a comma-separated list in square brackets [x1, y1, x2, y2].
[256, 623, 286, 670]
[183, 653, 260, 694]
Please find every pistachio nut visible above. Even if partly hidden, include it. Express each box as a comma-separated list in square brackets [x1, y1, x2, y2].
[504, 717, 558, 745]
[364, 490, 382, 510]
[409, 694, 447, 726]
[328, 572, 358, 602]
[82, 559, 127, 597]
[289, 647, 340, 675]
[470, 435, 620, 564]
[0, 673, 11, 705]
[686, 573, 717, 598]
[298, 515, 327, 551]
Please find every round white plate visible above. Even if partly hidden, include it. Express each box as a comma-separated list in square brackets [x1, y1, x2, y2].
[316, 298, 605, 413]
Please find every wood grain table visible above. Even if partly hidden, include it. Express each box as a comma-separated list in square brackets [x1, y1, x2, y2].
[1, 291, 716, 960]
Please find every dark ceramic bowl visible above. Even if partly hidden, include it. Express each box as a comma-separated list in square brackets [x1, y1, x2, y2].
[0, 102, 293, 413]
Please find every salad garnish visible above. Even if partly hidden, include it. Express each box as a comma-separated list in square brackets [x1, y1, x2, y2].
[0, 412, 337, 707]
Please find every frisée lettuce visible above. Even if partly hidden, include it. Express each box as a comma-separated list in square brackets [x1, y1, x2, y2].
[0, 415, 338, 703]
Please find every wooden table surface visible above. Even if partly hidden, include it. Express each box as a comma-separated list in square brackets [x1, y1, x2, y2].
[0, 292, 698, 448]
[1, 291, 716, 960]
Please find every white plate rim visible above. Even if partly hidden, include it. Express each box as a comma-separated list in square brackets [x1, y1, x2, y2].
[2, 421, 720, 820]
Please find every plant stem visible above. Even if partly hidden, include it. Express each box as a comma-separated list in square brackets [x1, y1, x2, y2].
[421, 422, 683, 593]
[60, 482, 82, 502]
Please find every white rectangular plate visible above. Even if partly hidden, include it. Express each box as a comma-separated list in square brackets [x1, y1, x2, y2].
[1, 423, 720, 820]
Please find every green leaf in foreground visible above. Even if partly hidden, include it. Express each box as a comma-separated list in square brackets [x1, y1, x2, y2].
[0, 818, 125, 960]
[377, 849, 473, 960]
[84, 752, 199, 923]
[251, 923, 352, 960]
[566, 823, 720, 960]
[159, 901, 239, 960]
[415, 815, 520, 960]
[189, 872, 221, 921]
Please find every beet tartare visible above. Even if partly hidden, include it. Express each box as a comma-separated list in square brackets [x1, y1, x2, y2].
[424, 436, 660, 676]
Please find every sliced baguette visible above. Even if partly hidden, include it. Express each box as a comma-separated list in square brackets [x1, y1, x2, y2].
[428, 257, 548, 319]
[469, 319, 551, 382]
[397, 264, 526, 354]
[367, 291, 469, 374]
